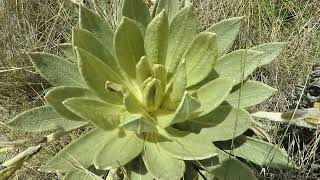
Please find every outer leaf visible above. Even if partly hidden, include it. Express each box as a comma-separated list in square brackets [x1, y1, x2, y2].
[94, 131, 144, 170]
[166, 5, 198, 77]
[121, 0, 151, 33]
[210, 149, 257, 180]
[120, 117, 157, 133]
[29, 52, 84, 87]
[127, 157, 153, 180]
[155, 0, 180, 22]
[45, 86, 93, 121]
[145, 10, 168, 65]
[63, 170, 98, 180]
[115, 18, 145, 79]
[206, 17, 244, 57]
[250, 42, 287, 67]
[44, 128, 115, 172]
[214, 49, 262, 84]
[191, 105, 252, 142]
[5, 106, 86, 133]
[79, 6, 114, 52]
[59, 43, 75, 62]
[143, 140, 185, 180]
[217, 136, 291, 168]
[63, 98, 125, 130]
[72, 28, 118, 71]
[184, 32, 218, 87]
[76, 48, 123, 104]
[158, 128, 217, 160]
[226, 80, 277, 108]
[195, 77, 234, 117]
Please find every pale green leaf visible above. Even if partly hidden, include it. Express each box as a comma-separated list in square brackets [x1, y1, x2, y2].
[45, 86, 93, 121]
[143, 139, 185, 180]
[191, 105, 252, 142]
[158, 128, 217, 160]
[120, 117, 157, 133]
[206, 17, 244, 57]
[6, 106, 86, 133]
[195, 77, 234, 117]
[94, 131, 144, 170]
[226, 80, 277, 108]
[79, 6, 114, 53]
[63, 170, 100, 180]
[166, 5, 198, 77]
[76, 48, 123, 104]
[63, 98, 125, 130]
[44, 128, 116, 172]
[72, 28, 118, 71]
[214, 49, 262, 84]
[210, 149, 257, 180]
[162, 62, 186, 110]
[155, 0, 180, 22]
[121, 0, 151, 33]
[123, 92, 143, 114]
[29, 52, 84, 87]
[127, 157, 153, 180]
[217, 136, 291, 168]
[59, 43, 75, 62]
[184, 32, 218, 87]
[136, 56, 152, 84]
[145, 10, 168, 65]
[142, 78, 164, 111]
[250, 42, 287, 67]
[115, 18, 145, 79]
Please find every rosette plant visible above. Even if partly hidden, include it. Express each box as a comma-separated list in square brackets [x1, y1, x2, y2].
[2, 0, 292, 179]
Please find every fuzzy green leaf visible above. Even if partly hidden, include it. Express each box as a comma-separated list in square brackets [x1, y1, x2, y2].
[215, 49, 262, 84]
[158, 128, 217, 160]
[127, 157, 154, 180]
[191, 105, 252, 142]
[72, 28, 118, 70]
[206, 17, 244, 57]
[184, 32, 218, 87]
[218, 136, 291, 168]
[44, 128, 115, 172]
[166, 5, 198, 77]
[6, 106, 86, 133]
[210, 149, 257, 180]
[123, 92, 143, 114]
[195, 77, 234, 117]
[143, 140, 185, 180]
[121, 0, 151, 33]
[63, 98, 125, 130]
[76, 48, 123, 104]
[63, 170, 99, 180]
[59, 43, 75, 62]
[29, 52, 84, 87]
[136, 56, 152, 83]
[250, 42, 287, 67]
[155, 0, 180, 22]
[79, 6, 114, 53]
[145, 10, 168, 65]
[120, 117, 157, 133]
[226, 80, 277, 108]
[94, 131, 144, 170]
[45, 86, 93, 121]
[115, 18, 145, 79]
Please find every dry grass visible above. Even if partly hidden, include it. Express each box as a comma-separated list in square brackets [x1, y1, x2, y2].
[0, 0, 320, 179]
